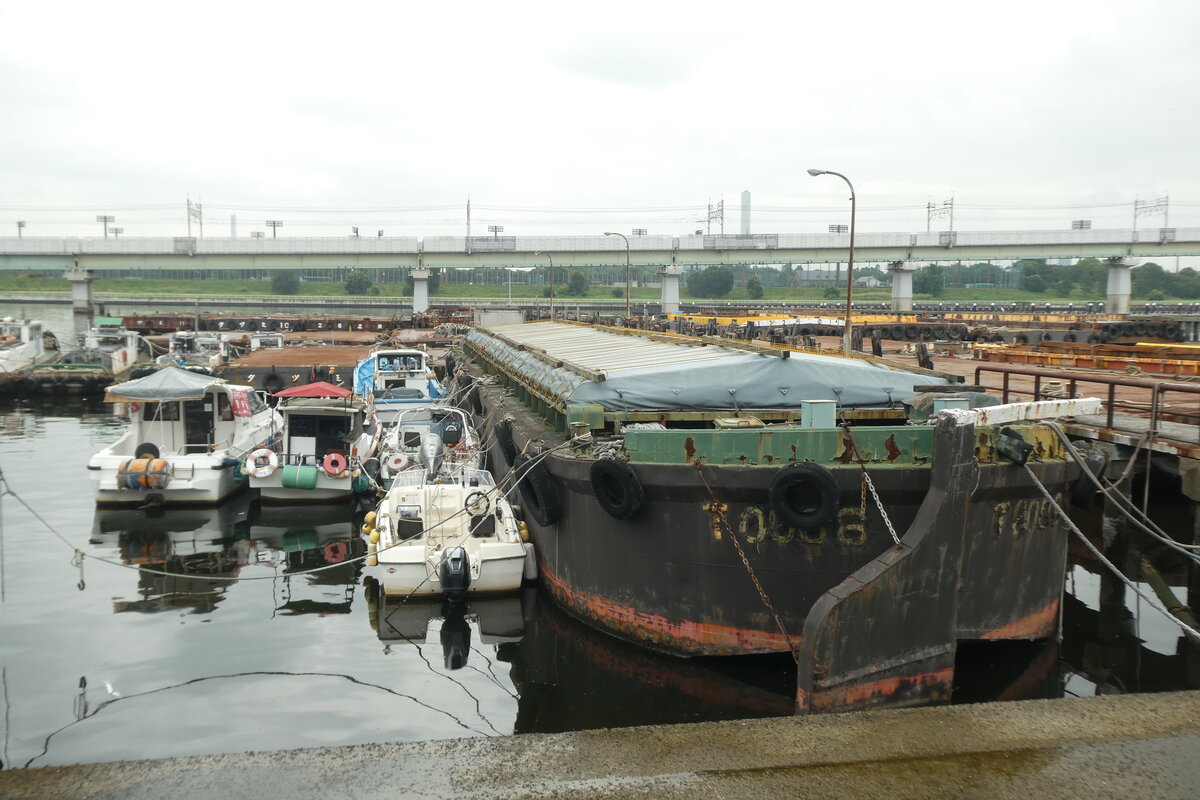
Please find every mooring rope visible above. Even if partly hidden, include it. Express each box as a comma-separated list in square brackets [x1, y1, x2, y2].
[0, 433, 577, 590]
[1022, 461, 1200, 643]
[1045, 422, 1200, 559]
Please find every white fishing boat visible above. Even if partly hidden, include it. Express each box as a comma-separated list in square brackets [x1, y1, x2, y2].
[354, 347, 446, 424]
[377, 406, 482, 486]
[0, 318, 53, 374]
[246, 381, 381, 504]
[156, 330, 231, 372]
[89, 367, 281, 507]
[368, 468, 534, 601]
[63, 322, 147, 377]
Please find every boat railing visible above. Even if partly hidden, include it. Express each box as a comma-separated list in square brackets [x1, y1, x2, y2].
[974, 363, 1200, 434]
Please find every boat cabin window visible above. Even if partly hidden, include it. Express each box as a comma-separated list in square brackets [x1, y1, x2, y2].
[378, 355, 422, 372]
[142, 401, 180, 421]
[216, 393, 234, 421]
[376, 388, 424, 400]
[287, 415, 352, 459]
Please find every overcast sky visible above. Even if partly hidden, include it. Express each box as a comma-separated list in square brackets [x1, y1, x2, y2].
[0, 1, 1195, 240]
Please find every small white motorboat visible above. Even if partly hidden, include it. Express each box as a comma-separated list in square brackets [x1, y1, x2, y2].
[355, 347, 446, 424]
[368, 468, 534, 601]
[376, 407, 482, 486]
[246, 381, 381, 504]
[89, 367, 281, 507]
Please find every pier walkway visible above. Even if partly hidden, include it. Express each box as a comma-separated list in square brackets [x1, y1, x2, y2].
[3, 692, 1198, 799]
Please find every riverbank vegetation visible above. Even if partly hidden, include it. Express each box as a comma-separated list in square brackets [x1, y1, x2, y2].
[3, 257, 1197, 302]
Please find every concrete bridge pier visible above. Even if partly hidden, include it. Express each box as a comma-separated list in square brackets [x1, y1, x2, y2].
[411, 268, 430, 314]
[1106, 258, 1136, 315]
[660, 265, 683, 313]
[64, 263, 94, 338]
[888, 261, 917, 312]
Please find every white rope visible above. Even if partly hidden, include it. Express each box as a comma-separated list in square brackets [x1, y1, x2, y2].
[1021, 461, 1200, 643]
[1045, 421, 1200, 560]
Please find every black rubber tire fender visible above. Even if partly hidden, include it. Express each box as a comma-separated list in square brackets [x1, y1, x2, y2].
[135, 442, 160, 459]
[768, 462, 839, 530]
[931, 325, 948, 339]
[589, 458, 644, 520]
[903, 324, 920, 340]
[514, 452, 562, 527]
[494, 418, 518, 468]
[888, 326, 905, 339]
[263, 373, 284, 394]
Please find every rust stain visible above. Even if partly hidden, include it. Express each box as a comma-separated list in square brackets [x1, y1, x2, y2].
[540, 561, 794, 656]
[684, 436, 696, 464]
[790, 443, 798, 463]
[884, 434, 901, 462]
[764, 454, 775, 463]
[801, 667, 955, 714]
[835, 430, 855, 464]
[981, 598, 1059, 640]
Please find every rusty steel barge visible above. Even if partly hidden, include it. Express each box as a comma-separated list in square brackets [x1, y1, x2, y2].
[454, 321, 1092, 713]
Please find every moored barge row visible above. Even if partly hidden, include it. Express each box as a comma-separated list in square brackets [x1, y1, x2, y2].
[453, 320, 1095, 713]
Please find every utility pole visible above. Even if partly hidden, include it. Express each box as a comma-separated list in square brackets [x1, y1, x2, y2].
[926, 196, 953, 233]
[187, 198, 203, 238]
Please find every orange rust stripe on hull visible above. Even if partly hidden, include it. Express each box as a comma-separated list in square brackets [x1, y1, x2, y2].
[539, 561, 793, 655]
[980, 598, 1059, 640]
[797, 667, 955, 714]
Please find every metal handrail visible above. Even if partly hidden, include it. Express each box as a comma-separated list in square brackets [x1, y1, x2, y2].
[974, 364, 1200, 433]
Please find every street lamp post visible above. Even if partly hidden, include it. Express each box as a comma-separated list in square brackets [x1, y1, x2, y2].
[807, 169, 856, 352]
[266, 220, 283, 238]
[604, 231, 631, 321]
[96, 215, 114, 238]
[535, 251, 555, 319]
[16, 221, 25, 238]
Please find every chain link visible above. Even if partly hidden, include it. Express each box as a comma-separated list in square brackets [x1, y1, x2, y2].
[840, 422, 903, 546]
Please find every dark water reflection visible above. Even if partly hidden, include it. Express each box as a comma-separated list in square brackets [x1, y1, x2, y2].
[0, 397, 1196, 768]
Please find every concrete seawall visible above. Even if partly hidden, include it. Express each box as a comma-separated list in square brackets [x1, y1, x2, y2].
[3, 691, 1198, 800]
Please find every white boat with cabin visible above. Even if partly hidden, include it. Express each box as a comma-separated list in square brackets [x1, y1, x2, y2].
[0, 318, 53, 374]
[89, 367, 281, 507]
[245, 382, 381, 504]
[355, 347, 446, 424]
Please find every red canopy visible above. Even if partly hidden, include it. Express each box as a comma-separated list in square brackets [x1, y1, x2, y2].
[273, 381, 353, 398]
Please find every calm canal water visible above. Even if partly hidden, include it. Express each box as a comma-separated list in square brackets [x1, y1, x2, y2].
[0, 302, 1196, 769]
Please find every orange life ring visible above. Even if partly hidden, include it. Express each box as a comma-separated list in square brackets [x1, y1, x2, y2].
[246, 448, 278, 478]
[323, 452, 348, 476]
[386, 453, 409, 473]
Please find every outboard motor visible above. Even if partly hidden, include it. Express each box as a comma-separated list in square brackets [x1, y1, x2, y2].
[418, 432, 444, 481]
[439, 605, 472, 670]
[439, 546, 471, 605]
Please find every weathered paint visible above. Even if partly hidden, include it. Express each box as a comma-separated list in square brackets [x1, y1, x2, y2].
[980, 598, 1059, 640]
[539, 561, 794, 656]
[625, 426, 936, 467]
[797, 667, 955, 714]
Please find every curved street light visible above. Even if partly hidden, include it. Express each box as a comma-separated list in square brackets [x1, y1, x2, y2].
[808, 169, 856, 353]
[604, 231, 631, 321]
[535, 251, 555, 319]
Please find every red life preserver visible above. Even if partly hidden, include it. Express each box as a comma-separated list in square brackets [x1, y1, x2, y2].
[323, 452, 348, 476]
[386, 453, 409, 473]
[129, 402, 141, 413]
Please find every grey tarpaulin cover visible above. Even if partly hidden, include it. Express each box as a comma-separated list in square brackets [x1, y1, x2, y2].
[466, 322, 951, 411]
[104, 367, 225, 403]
